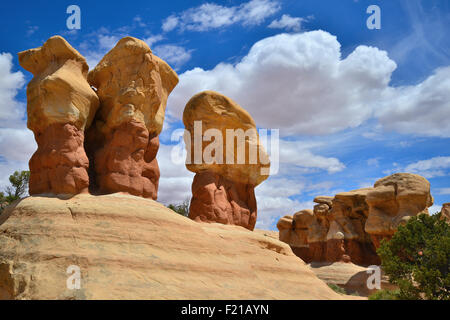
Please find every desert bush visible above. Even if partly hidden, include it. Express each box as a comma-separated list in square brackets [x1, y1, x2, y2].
[377, 213, 450, 300]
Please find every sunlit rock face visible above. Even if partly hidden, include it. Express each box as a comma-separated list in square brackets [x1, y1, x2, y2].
[183, 91, 270, 230]
[365, 173, 434, 249]
[18, 36, 99, 195]
[86, 37, 178, 199]
[277, 173, 433, 266]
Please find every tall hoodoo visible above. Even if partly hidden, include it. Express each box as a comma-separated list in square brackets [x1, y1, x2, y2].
[18, 36, 99, 195]
[183, 91, 270, 230]
[86, 37, 179, 199]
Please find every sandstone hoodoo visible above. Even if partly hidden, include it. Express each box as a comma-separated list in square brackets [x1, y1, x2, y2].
[365, 173, 434, 248]
[18, 36, 99, 195]
[86, 37, 178, 199]
[183, 91, 270, 230]
[277, 173, 434, 266]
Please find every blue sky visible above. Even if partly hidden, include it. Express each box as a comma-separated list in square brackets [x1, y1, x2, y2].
[0, 0, 449, 229]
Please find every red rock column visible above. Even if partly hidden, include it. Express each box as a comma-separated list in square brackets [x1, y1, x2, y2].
[86, 37, 178, 199]
[189, 171, 257, 230]
[18, 36, 99, 195]
[90, 121, 160, 199]
[29, 123, 89, 195]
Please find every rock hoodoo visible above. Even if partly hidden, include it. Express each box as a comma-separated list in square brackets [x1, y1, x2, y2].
[86, 37, 179, 199]
[277, 173, 433, 266]
[365, 173, 434, 248]
[183, 91, 270, 230]
[18, 36, 99, 195]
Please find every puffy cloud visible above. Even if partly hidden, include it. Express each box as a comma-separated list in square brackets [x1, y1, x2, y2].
[161, 0, 280, 32]
[167, 29, 450, 138]
[376, 66, 450, 137]
[0, 53, 36, 191]
[152, 44, 192, 70]
[268, 14, 304, 32]
[167, 30, 397, 136]
[404, 156, 450, 178]
[0, 53, 26, 127]
[144, 34, 164, 47]
[156, 142, 194, 205]
[279, 140, 345, 173]
[0, 128, 36, 163]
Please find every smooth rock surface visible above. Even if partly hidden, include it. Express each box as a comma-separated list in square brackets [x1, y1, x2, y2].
[0, 194, 349, 300]
[309, 262, 396, 297]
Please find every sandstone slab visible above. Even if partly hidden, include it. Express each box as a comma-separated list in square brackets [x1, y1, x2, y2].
[0, 194, 349, 300]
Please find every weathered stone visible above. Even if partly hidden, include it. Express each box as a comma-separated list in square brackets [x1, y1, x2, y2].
[86, 37, 178, 199]
[365, 173, 433, 248]
[189, 171, 257, 230]
[441, 203, 450, 222]
[18, 36, 99, 195]
[183, 91, 270, 230]
[0, 194, 350, 300]
[313, 196, 334, 207]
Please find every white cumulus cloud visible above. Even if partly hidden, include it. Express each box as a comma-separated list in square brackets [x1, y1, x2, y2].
[268, 14, 304, 32]
[161, 0, 280, 32]
[153, 44, 192, 70]
[167, 30, 397, 136]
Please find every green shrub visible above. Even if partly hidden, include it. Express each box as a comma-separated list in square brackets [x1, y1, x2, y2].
[368, 289, 400, 300]
[167, 198, 190, 217]
[327, 283, 346, 294]
[377, 213, 450, 300]
[0, 170, 30, 214]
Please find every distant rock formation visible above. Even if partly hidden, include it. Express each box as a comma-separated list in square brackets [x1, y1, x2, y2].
[86, 37, 178, 199]
[277, 173, 433, 266]
[0, 194, 349, 300]
[365, 173, 434, 248]
[18, 36, 99, 195]
[440, 203, 450, 222]
[183, 91, 270, 230]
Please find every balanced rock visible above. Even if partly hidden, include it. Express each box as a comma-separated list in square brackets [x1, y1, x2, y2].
[86, 37, 178, 199]
[183, 91, 270, 230]
[0, 194, 348, 300]
[365, 173, 433, 248]
[18, 36, 99, 195]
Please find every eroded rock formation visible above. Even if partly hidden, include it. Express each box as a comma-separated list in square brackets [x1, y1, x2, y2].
[0, 194, 349, 300]
[86, 37, 178, 199]
[365, 173, 433, 248]
[183, 91, 270, 230]
[440, 203, 450, 222]
[277, 173, 433, 266]
[18, 36, 99, 195]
